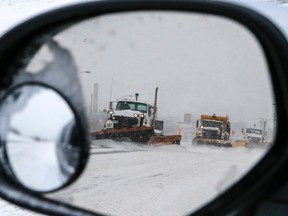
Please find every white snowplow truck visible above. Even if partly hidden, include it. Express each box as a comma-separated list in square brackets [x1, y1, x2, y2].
[91, 88, 181, 144]
[242, 128, 266, 148]
[105, 99, 155, 130]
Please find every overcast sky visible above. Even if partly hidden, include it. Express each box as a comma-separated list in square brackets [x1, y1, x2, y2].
[0, 0, 278, 129]
[50, 11, 275, 128]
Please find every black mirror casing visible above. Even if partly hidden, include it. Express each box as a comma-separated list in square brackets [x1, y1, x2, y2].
[0, 1, 288, 216]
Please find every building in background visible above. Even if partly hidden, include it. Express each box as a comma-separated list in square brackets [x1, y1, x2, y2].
[184, 113, 192, 124]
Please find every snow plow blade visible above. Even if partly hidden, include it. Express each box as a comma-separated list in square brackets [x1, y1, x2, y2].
[148, 135, 181, 145]
[192, 137, 232, 147]
[91, 126, 155, 143]
[193, 138, 247, 147]
[91, 126, 181, 145]
[231, 140, 246, 147]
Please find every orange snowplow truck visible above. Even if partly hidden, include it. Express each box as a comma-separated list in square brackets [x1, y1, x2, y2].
[192, 114, 232, 147]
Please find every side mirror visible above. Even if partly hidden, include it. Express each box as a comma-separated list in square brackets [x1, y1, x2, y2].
[154, 120, 164, 132]
[0, 1, 288, 216]
[148, 107, 153, 116]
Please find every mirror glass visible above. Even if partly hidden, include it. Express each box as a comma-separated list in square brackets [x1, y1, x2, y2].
[0, 85, 81, 192]
[26, 11, 275, 215]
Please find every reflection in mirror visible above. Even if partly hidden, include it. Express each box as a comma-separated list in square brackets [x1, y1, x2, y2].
[26, 11, 275, 215]
[0, 84, 81, 192]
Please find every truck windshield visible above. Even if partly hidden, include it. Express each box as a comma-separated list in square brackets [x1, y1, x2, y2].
[246, 129, 262, 135]
[116, 101, 147, 113]
[202, 120, 223, 128]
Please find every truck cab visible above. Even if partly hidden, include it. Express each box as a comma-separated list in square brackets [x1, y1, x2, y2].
[105, 100, 154, 129]
[195, 114, 231, 141]
[197, 119, 224, 139]
[242, 128, 264, 144]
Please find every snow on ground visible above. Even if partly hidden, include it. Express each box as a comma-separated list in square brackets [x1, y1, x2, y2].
[0, 135, 267, 216]
[0, 117, 268, 215]
[44, 139, 266, 216]
[0, 202, 42, 216]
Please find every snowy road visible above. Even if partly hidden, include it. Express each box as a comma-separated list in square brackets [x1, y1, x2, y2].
[0, 124, 268, 216]
[2, 136, 262, 216]
[0, 138, 267, 216]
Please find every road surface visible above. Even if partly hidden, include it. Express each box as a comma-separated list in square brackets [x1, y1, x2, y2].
[0, 134, 268, 216]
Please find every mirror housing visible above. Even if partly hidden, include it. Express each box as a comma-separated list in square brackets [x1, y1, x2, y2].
[0, 1, 288, 216]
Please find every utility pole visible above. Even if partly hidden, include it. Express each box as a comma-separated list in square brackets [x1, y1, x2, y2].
[110, 79, 113, 102]
[152, 87, 158, 126]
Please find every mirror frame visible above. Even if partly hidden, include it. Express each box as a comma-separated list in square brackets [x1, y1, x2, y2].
[0, 1, 288, 216]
